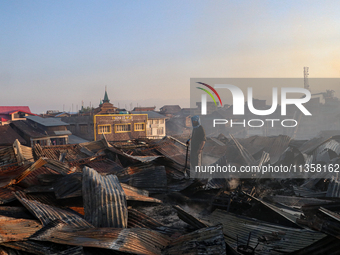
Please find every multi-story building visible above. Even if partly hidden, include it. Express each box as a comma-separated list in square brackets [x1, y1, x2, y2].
[131, 111, 167, 139]
[62, 90, 152, 141]
[94, 113, 147, 141]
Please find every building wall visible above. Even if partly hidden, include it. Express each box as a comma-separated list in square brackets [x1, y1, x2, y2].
[146, 118, 166, 139]
[61, 115, 94, 141]
[94, 114, 148, 141]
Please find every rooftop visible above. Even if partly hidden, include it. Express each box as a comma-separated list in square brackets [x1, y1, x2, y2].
[131, 111, 167, 119]
[26, 116, 70, 127]
[0, 106, 32, 114]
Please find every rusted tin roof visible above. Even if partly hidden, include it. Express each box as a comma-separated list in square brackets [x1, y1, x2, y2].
[31, 220, 170, 255]
[127, 208, 163, 230]
[121, 183, 162, 203]
[2, 240, 71, 255]
[82, 167, 127, 228]
[0, 215, 41, 242]
[164, 224, 226, 255]
[0, 186, 23, 204]
[173, 205, 208, 230]
[203, 209, 326, 254]
[119, 165, 167, 193]
[15, 191, 93, 228]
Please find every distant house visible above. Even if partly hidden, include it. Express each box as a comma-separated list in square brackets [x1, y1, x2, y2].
[10, 116, 71, 147]
[54, 112, 73, 118]
[0, 106, 35, 125]
[159, 105, 181, 117]
[131, 111, 167, 139]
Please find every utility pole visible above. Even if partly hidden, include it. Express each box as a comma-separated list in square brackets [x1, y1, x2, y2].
[304, 67, 310, 92]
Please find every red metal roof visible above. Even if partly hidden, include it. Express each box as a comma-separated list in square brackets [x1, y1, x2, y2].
[0, 106, 32, 114]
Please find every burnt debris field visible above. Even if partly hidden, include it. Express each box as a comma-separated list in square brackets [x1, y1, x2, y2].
[0, 134, 340, 255]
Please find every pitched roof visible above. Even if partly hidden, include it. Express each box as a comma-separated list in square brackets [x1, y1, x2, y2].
[103, 90, 110, 103]
[0, 106, 32, 114]
[0, 125, 26, 145]
[160, 105, 181, 114]
[133, 106, 156, 111]
[131, 111, 167, 119]
[26, 116, 69, 127]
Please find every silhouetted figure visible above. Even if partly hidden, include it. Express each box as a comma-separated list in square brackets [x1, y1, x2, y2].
[190, 115, 206, 169]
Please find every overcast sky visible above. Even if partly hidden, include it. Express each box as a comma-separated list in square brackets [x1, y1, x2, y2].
[1, 1, 340, 114]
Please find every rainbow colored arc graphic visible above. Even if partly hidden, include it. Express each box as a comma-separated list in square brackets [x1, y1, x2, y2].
[196, 82, 223, 106]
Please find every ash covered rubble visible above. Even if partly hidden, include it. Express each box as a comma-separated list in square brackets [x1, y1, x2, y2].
[0, 134, 340, 254]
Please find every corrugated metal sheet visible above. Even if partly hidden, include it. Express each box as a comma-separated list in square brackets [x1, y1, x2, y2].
[302, 205, 340, 239]
[319, 207, 340, 222]
[264, 195, 333, 208]
[53, 173, 82, 199]
[326, 178, 340, 198]
[33, 144, 89, 162]
[44, 158, 73, 174]
[82, 167, 127, 228]
[47, 171, 162, 203]
[122, 153, 163, 163]
[79, 139, 111, 155]
[0, 163, 32, 188]
[2, 240, 70, 254]
[31, 221, 170, 255]
[128, 208, 163, 230]
[164, 224, 226, 255]
[119, 165, 167, 193]
[50, 246, 84, 255]
[237, 135, 292, 164]
[202, 178, 228, 190]
[203, 209, 326, 254]
[230, 134, 256, 166]
[12, 140, 33, 163]
[293, 186, 327, 198]
[210, 137, 226, 146]
[0, 215, 41, 243]
[121, 183, 162, 203]
[314, 139, 340, 162]
[299, 136, 332, 154]
[293, 235, 340, 255]
[83, 158, 123, 175]
[0, 147, 18, 167]
[151, 136, 188, 168]
[19, 166, 60, 188]
[0, 245, 32, 255]
[173, 205, 208, 230]
[15, 191, 93, 229]
[3, 158, 47, 188]
[0, 186, 23, 204]
[0, 206, 32, 220]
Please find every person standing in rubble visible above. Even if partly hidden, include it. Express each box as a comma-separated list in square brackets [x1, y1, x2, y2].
[189, 115, 206, 168]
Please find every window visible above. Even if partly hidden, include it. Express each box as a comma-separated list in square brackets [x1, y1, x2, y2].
[134, 123, 145, 131]
[115, 123, 131, 133]
[147, 129, 152, 136]
[157, 127, 164, 135]
[159, 119, 164, 124]
[153, 119, 159, 124]
[98, 125, 111, 134]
